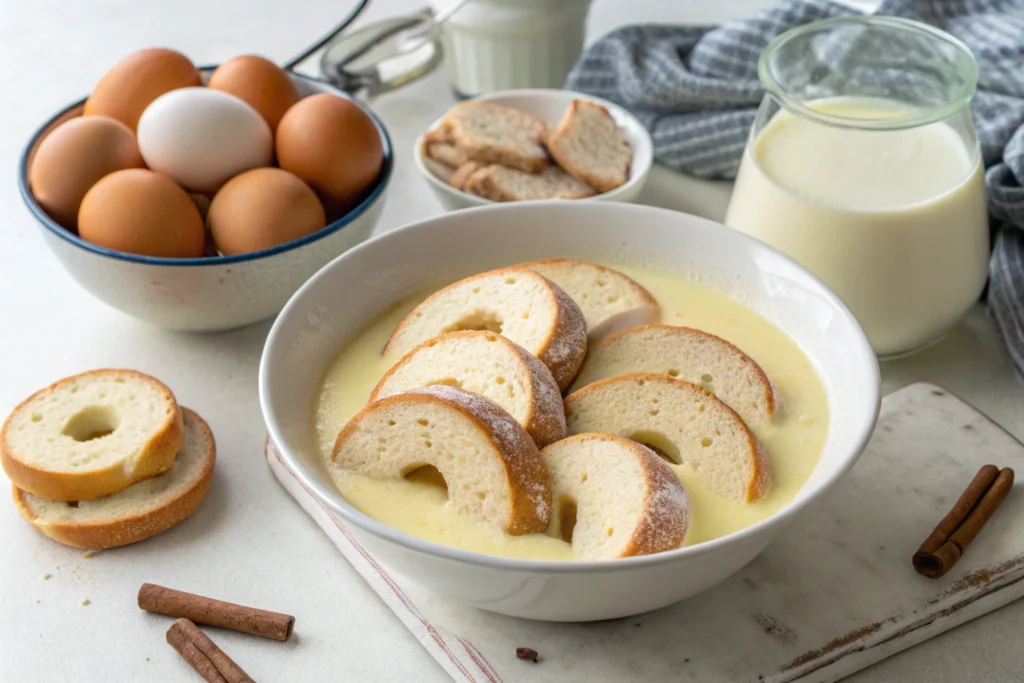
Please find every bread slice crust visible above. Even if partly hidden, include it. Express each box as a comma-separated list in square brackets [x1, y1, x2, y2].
[564, 373, 771, 502]
[1, 369, 184, 501]
[371, 331, 567, 448]
[332, 386, 551, 535]
[13, 408, 215, 549]
[384, 267, 587, 390]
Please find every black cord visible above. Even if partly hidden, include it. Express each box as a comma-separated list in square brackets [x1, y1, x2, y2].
[283, 0, 372, 71]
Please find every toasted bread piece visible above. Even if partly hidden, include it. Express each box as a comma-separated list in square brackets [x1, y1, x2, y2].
[426, 142, 470, 169]
[13, 408, 215, 549]
[332, 386, 551, 535]
[543, 433, 688, 559]
[547, 100, 632, 193]
[462, 165, 595, 202]
[1, 369, 184, 501]
[449, 161, 484, 191]
[384, 267, 587, 390]
[571, 325, 778, 426]
[371, 331, 566, 448]
[422, 156, 456, 184]
[445, 102, 551, 173]
[517, 259, 660, 339]
[564, 373, 770, 502]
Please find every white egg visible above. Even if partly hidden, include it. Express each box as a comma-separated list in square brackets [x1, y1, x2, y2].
[137, 87, 273, 193]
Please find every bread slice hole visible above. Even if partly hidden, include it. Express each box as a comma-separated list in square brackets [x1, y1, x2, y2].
[426, 378, 462, 389]
[667, 369, 680, 378]
[630, 431, 681, 465]
[61, 405, 120, 442]
[404, 464, 448, 496]
[557, 496, 578, 544]
[700, 437, 713, 448]
[444, 311, 503, 334]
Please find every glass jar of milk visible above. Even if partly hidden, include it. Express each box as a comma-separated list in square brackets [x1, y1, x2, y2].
[724, 17, 988, 358]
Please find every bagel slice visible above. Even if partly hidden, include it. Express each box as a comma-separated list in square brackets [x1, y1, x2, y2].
[332, 386, 551, 535]
[564, 373, 770, 502]
[1, 369, 184, 501]
[370, 331, 566, 448]
[13, 408, 215, 549]
[543, 433, 689, 559]
[384, 267, 587, 390]
[571, 325, 778, 427]
[518, 259, 660, 341]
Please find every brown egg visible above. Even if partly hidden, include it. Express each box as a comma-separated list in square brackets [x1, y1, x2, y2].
[207, 168, 325, 255]
[208, 55, 299, 132]
[29, 116, 145, 230]
[275, 93, 383, 213]
[84, 48, 201, 131]
[78, 169, 205, 258]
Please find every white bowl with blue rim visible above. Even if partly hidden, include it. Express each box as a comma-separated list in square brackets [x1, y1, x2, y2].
[18, 69, 392, 331]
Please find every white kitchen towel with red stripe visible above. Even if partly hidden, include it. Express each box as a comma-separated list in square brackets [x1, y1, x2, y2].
[265, 383, 1024, 683]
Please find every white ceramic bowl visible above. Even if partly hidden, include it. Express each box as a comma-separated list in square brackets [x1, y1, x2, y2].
[259, 201, 880, 622]
[18, 69, 392, 331]
[414, 89, 653, 211]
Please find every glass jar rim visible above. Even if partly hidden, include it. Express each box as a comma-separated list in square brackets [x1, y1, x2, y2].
[757, 15, 979, 131]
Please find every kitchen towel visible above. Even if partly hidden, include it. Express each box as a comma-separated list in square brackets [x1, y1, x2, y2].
[566, 0, 1024, 377]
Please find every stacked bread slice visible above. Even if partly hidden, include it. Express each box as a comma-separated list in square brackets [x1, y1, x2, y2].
[422, 99, 632, 201]
[2, 369, 214, 548]
[331, 260, 780, 558]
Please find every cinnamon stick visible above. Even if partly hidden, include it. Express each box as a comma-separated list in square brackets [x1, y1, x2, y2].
[140, 583, 294, 641]
[166, 619, 253, 683]
[913, 465, 1015, 578]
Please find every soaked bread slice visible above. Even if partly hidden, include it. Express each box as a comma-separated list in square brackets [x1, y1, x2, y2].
[384, 267, 587, 390]
[444, 102, 551, 173]
[1, 369, 183, 501]
[13, 408, 215, 549]
[547, 100, 632, 193]
[462, 165, 595, 201]
[564, 373, 770, 502]
[371, 331, 566, 448]
[517, 259, 660, 340]
[543, 433, 688, 559]
[570, 325, 778, 427]
[332, 386, 551, 535]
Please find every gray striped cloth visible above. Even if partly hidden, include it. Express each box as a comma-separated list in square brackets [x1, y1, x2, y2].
[567, 0, 1024, 377]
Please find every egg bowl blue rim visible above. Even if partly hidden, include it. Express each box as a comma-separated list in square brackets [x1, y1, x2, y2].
[17, 68, 394, 268]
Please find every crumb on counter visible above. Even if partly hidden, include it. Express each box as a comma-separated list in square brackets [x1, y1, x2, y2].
[42, 573, 51, 580]
[82, 549, 101, 559]
[516, 647, 539, 663]
[81, 598, 90, 606]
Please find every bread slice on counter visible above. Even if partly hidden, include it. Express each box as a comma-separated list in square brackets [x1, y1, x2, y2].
[371, 331, 566, 448]
[462, 165, 595, 202]
[332, 386, 551, 535]
[449, 161, 484, 191]
[384, 267, 587, 390]
[570, 325, 778, 427]
[564, 373, 770, 502]
[13, 408, 215, 549]
[516, 259, 660, 340]
[443, 101, 551, 173]
[547, 100, 632, 193]
[1, 369, 184, 501]
[542, 433, 688, 559]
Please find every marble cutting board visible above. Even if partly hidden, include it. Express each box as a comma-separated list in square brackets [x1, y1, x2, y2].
[267, 382, 1024, 682]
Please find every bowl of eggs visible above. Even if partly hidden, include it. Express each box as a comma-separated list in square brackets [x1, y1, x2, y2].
[19, 48, 392, 331]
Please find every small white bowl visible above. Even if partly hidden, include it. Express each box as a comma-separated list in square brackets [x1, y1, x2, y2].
[18, 69, 392, 331]
[259, 201, 880, 622]
[414, 89, 653, 211]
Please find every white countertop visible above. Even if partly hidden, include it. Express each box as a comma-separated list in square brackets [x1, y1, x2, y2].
[2, 1, 1022, 681]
